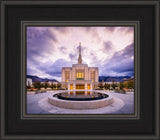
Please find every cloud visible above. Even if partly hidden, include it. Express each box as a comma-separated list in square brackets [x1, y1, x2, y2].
[27, 66, 38, 75]
[100, 43, 134, 76]
[103, 41, 113, 52]
[27, 27, 57, 62]
[38, 59, 72, 78]
[27, 26, 134, 80]
[69, 53, 77, 60]
[59, 46, 67, 54]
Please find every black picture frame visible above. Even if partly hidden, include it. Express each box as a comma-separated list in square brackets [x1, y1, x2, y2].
[0, 0, 159, 140]
[21, 21, 140, 120]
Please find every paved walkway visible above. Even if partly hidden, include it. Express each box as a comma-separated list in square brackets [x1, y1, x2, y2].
[27, 91, 134, 114]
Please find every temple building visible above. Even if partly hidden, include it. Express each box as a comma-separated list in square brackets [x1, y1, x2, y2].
[61, 43, 99, 90]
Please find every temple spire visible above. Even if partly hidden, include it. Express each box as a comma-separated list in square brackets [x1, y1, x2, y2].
[78, 42, 82, 64]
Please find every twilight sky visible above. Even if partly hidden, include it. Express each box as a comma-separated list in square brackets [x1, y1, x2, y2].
[27, 26, 134, 81]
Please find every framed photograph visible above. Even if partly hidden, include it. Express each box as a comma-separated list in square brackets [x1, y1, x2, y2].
[23, 22, 139, 118]
[0, 0, 159, 140]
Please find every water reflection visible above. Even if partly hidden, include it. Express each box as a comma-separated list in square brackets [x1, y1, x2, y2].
[53, 91, 108, 101]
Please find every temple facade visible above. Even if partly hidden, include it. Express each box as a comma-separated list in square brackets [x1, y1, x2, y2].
[61, 43, 99, 90]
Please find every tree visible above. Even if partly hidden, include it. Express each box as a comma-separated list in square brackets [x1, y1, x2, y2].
[98, 83, 103, 89]
[53, 84, 57, 89]
[119, 82, 125, 90]
[50, 82, 54, 89]
[57, 83, 61, 89]
[126, 80, 134, 89]
[104, 83, 110, 90]
[50, 82, 56, 89]
[26, 85, 31, 89]
[44, 81, 49, 89]
[111, 80, 117, 90]
[104, 83, 107, 89]
[33, 80, 42, 90]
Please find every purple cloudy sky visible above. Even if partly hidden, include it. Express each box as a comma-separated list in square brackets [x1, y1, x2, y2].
[27, 26, 134, 81]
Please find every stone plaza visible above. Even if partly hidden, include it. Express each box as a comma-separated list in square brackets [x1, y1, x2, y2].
[27, 90, 134, 114]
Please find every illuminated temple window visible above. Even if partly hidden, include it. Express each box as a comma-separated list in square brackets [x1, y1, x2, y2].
[65, 71, 70, 82]
[76, 71, 84, 80]
[90, 71, 95, 82]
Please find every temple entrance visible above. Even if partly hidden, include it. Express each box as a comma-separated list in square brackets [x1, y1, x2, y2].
[87, 84, 90, 90]
[70, 84, 73, 90]
[76, 84, 85, 89]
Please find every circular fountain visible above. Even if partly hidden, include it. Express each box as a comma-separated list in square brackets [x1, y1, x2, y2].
[48, 91, 114, 109]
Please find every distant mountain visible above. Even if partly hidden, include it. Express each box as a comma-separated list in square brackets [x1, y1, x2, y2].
[27, 75, 58, 82]
[99, 76, 131, 82]
[27, 75, 131, 83]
